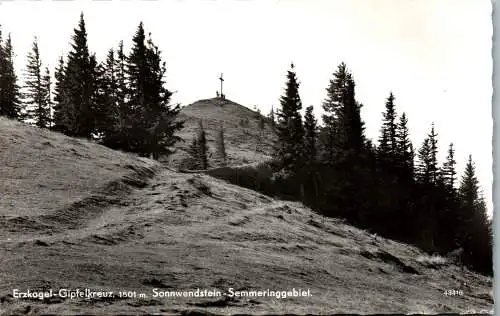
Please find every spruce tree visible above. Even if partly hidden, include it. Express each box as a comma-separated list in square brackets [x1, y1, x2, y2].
[442, 143, 457, 192]
[144, 33, 183, 159]
[0, 33, 21, 119]
[459, 155, 480, 211]
[126, 22, 147, 127]
[100, 41, 131, 149]
[321, 63, 349, 163]
[275, 62, 304, 174]
[89, 53, 110, 140]
[188, 120, 208, 170]
[417, 138, 432, 184]
[62, 13, 96, 138]
[268, 105, 275, 127]
[396, 112, 414, 180]
[378, 92, 398, 159]
[215, 124, 227, 167]
[125, 22, 148, 155]
[43, 67, 53, 128]
[303, 105, 317, 164]
[321, 63, 365, 164]
[93, 49, 118, 141]
[115, 41, 128, 133]
[396, 113, 413, 169]
[457, 155, 492, 274]
[52, 56, 67, 132]
[417, 124, 439, 185]
[125, 23, 183, 158]
[23, 38, 51, 128]
[428, 124, 439, 184]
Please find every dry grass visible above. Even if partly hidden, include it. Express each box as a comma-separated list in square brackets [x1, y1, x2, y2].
[0, 117, 159, 217]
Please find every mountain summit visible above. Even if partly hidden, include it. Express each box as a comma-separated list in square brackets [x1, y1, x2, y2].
[169, 97, 277, 168]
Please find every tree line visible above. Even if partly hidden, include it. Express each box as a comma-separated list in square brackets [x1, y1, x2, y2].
[272, 62, 492, 275]
[0, 13, 183, 159]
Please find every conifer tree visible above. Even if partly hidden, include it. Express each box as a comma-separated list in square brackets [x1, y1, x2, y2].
[88, 53, 110, 140]
[23, 38, 51, 128]
[303, 105, 317, 164]
[417, 138, 432, 184]
[215, 124, 227, 167]
[188, 120, 208, 170]
[115, 40, 128, 130]
[125, 23, 183, 158]
[267, 105, 276, 127]
[459, 155, 480, 212]
[457, 155, 492, 274]
[43, 67, 53, 128]
[442, 143, 457, 192]
[0, 32, 21, 119]
[52, 56, 67, 132]
[91, 49, 118, 141]
[275, 62, 304, 174]
[321, 63, 349, 163]
[61, 13, 96, 138]
[417, 124, 439, 185]
[144, 33, 183, 159]
[395, 112, 414, 180]
[321, 62, 365, 163]
[100, 41, 131, 149]
[378, 92, 398, 159]
[126, 22, 147, 125]
[428, 124, 439, 184]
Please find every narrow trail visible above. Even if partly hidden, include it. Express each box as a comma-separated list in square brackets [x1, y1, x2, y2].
[0, 167, 282, 247]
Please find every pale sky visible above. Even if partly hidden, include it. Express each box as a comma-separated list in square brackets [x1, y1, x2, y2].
[0, 0, 493, 214]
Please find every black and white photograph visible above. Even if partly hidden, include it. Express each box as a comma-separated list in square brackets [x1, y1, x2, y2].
[0, 0, 494, 314]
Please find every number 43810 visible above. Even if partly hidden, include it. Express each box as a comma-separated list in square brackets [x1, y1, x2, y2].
[444, 289, 464, 296]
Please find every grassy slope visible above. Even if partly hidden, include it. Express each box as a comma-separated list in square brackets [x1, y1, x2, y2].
[0, 118, 493, 315]
[0, 117, 160, 231]
[169, 98, 277, 168]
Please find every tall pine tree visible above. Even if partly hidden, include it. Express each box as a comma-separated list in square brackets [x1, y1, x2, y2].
[43, 67, 53, 128]
[457, 155, 492, 274]
[395, 112, 414, 180]
[303, 105, 317, 165]
[275, 62, 304, 174]
[0, 32, 21, 119]
[188, 120, 208, 170]
[52, 56, 67, 132]
[94, 49, 117, 140]
[215, 124, 227, 167]
[320, 62, 365, 164]
[441, 143, 457, 193]
[125, 23, 183, 158]
[23, 38, 51, 128]
[417, 124, 439, 185]
[321, 63, 348, 164]
[378, 92, 398, 159]
[60, 13, 96, 137]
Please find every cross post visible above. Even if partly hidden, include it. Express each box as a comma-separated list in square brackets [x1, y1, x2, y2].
[219, 73, 224, 98]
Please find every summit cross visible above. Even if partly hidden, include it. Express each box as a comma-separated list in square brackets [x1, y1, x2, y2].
[219, 73, 224, 98]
